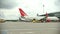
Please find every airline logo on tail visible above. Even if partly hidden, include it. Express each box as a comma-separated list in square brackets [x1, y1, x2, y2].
[19, 8, 27, 16]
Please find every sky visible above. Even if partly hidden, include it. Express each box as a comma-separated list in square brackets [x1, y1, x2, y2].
[0, 0, 60, 20]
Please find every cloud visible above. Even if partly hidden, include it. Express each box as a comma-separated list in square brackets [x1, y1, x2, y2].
[0, 0, 19, 9]
[55, 0, 60, 7]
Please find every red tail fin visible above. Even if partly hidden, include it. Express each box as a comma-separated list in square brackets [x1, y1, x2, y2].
[46, 12, 51, 22]
[46, 12, 48, 18]
[19, 8, 27, 16]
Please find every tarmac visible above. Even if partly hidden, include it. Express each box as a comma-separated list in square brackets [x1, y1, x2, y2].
[0, 21, 60, 34]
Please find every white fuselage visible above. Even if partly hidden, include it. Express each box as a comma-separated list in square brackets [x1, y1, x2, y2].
[46, 16, 59, 20]
[20, 16, 45, 21]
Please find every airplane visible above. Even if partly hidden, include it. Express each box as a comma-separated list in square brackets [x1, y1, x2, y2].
[19, 8, 45, 22]
[39, 12, 60, 22]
